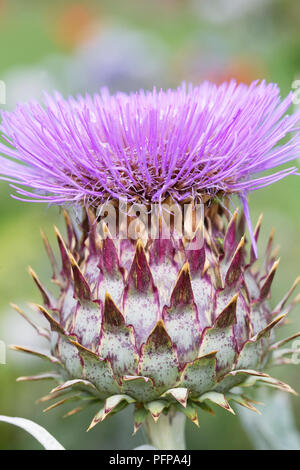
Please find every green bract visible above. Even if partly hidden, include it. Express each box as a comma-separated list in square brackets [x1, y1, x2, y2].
[12, 205, 300, 434]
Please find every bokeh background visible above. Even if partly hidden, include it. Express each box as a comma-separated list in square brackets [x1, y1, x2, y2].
[0, 0, 300, 450]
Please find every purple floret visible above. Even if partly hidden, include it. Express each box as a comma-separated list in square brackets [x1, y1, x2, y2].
[1, 80, 300, 206]
[0, 80, 300, 226]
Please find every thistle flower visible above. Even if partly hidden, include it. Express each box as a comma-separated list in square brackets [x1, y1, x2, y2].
[1, 81, 300, 206]
[1, 81, 300, 450]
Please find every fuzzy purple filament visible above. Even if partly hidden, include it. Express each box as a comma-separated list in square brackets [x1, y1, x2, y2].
[0, 80, 300, 255]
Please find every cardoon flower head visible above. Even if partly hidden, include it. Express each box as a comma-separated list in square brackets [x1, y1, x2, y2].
[1, 80, 300, 450]
[1, 80, 300, 204]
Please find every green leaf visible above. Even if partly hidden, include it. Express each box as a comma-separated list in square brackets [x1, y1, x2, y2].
[0, 416, 64, 450]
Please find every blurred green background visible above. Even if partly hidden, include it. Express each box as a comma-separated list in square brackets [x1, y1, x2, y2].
[0, 0, 300, 450]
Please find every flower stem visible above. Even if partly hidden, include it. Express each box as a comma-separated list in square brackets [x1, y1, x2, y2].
[144, 407, 186, 450]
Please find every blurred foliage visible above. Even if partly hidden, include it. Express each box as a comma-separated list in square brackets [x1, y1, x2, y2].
[0, 0, 300, 450]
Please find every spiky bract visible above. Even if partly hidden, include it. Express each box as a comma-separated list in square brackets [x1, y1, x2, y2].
[13, 205, 300, 433]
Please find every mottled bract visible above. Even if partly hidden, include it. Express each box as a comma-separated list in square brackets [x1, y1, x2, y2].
[12, 205, 299, 432]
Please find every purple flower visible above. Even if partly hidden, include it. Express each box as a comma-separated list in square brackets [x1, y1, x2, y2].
[0, 80, 299, 209]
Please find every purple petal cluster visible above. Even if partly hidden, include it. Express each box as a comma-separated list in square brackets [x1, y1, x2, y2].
[0, 80, 299, 206]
